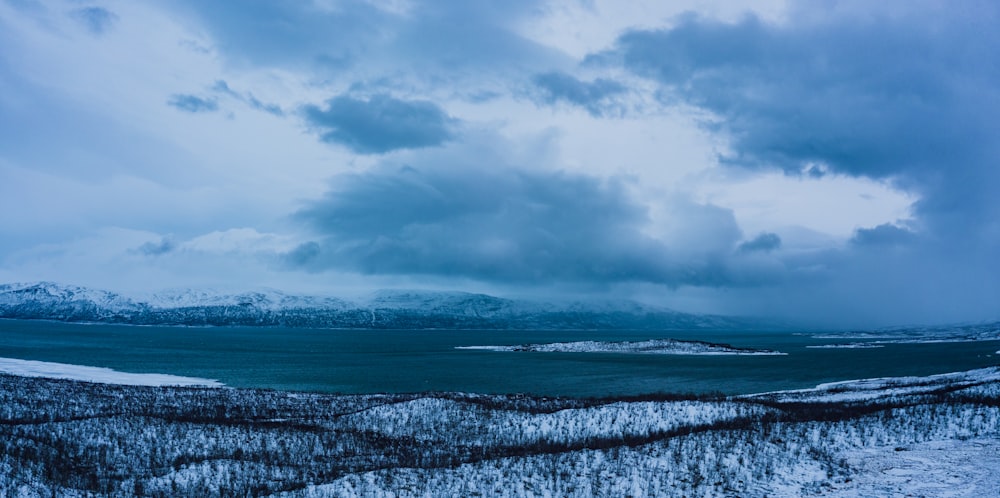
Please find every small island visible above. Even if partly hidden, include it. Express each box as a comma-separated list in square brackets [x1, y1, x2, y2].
[457, 338, 786, 355]
[806, 342, 885, 349]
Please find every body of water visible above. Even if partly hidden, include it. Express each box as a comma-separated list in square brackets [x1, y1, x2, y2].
[1, 319, 997, 397]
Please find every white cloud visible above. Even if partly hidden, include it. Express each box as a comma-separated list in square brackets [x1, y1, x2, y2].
[692, 171, 917, 242]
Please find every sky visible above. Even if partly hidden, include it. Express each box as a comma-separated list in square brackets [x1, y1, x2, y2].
[1, 0, 997, 328]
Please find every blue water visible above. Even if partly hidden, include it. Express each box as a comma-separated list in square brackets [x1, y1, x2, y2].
[0, 319, 997, 397]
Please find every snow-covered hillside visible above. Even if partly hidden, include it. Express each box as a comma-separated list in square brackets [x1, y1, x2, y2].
[140, 287, 352, 312]
[0, 282, 146, 321]
[0, 282, 754, 330]
[0, 367, 997, 497]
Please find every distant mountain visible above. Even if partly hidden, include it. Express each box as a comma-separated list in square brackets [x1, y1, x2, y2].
[814, 321, 1000, 343]
[0, 282, 762, 330]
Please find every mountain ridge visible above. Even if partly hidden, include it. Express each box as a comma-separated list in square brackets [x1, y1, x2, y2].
[0, 281, 762, 330]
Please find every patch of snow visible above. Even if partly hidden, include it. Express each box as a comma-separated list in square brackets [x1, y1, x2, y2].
[0, 357, 222, 387]
[818, 439, 1000, 497]
[455, 345, 519, 351]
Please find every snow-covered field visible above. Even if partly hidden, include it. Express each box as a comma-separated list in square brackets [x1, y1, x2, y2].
[0, 357, 222, 387]
[820, 438, 1000, 497]
[0, 364, 998, 496]
[458, 338, 786, 355]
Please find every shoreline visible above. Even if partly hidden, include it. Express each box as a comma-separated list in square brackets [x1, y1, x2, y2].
[0, 357, 223, 388]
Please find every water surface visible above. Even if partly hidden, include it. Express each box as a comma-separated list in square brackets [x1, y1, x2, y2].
[1, 319, 997, 397]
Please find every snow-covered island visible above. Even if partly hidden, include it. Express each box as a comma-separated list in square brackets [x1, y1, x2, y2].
[1, 365, 998, 496]
[458, 338, 786, 355]
[806, 342, 885, 349]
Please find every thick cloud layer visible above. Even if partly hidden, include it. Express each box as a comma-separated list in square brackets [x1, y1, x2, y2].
[292, 163, 654, 283]
[611, 4, 1000, 241]
[289, 149, 756, 287]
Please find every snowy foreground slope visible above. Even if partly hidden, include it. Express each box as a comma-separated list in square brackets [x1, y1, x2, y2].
[0, 282, 754, 330]
[1, 368, 998, 497]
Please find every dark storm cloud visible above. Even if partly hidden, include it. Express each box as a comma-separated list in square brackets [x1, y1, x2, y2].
[69, 6, 117, 35]
[850, 224, 917, 248]
[738, 233, 781, 253]
[290, 162, 747, 286]
[589, 3, 1000, 326]
[167, 94, 218, 113]
[302, 94, 455, 154]
[532, 71, 627, 117]
[610, 4, 1000, 240]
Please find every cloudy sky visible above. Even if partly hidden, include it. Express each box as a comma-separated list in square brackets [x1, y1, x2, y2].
[1, 0, 997, 327]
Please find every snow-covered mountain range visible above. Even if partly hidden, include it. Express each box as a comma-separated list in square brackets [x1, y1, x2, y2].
[0, 282, 755, 330]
